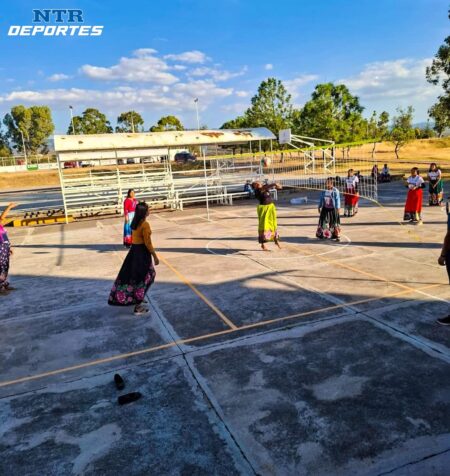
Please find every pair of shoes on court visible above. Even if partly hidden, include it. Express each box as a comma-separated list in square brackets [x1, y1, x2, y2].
[114, 373, 142, 405]
[436, 315, 450, 326]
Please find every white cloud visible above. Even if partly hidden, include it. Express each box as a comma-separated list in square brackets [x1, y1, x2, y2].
[80, 49, 178, 85]
[48, 73, 71, 82]
[189, 66, 247, 82]
[235, 90, 250, 98]
[284, 74, 319, 100]
[338, 58, 437, 100]
[164, 50, 209, 64]
[265, 63, 273, 70]
[221, 102, 248, 114]
[0, 80, 233, 112]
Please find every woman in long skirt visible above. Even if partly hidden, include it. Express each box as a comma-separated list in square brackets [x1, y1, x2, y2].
[252, 181, 282, 251]
[0, 203, 17, 294]
[317, 178, 341, 241]
[404, 167, 424, 224]
[343, 169, 359, 217]
[123, 189, 138, 248]
[109, 202, 159, 315]
[428, 163, 443, 206]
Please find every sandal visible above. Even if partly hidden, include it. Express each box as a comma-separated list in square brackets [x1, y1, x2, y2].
[134, 304, 149, 316]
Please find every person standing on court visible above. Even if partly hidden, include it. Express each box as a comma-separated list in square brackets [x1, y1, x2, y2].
[109, 202, 159, 315]
[427, 163, 443, 206]
[123, 189, 138, 248]
[437, 229, 450, 325]
[0, 203, 18, 294]
[343, 169, 359, 217]
[403, 167, 424, 224]
[316, 178, 341, 242]
[252, 181, 282, 251]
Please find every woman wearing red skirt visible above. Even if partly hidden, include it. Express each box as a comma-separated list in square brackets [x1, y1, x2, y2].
[344, 169, 359, 217]
[404, 167, 424, 224]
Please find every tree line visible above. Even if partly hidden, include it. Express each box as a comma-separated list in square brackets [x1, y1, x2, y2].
[0, 108, 185, 156]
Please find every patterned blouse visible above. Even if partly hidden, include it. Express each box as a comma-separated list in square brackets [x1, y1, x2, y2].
[0, 224, 9, 244]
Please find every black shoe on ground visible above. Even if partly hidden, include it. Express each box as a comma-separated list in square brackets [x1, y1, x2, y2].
[114, 373, 125, 390]
[118, 392, 142, 405]
[436, 315, 450, 326]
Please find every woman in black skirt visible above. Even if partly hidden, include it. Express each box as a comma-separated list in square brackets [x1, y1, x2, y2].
[108, 202, 159, 315]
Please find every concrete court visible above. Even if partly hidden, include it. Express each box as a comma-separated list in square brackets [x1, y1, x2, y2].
[0, 183, 449, 476]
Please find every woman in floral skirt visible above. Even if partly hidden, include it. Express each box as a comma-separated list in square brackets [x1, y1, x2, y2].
[0, 202, 17, 294]
[109, 202, 159, 315]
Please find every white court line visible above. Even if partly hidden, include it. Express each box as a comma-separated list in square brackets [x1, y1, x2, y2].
[414, 288, 450, 304]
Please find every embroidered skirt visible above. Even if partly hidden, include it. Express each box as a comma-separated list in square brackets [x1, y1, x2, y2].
[257, 203, 279, 244]
[404, 188, 423, 221]
[0, 242, 10, 290]
[108, 244, 156, 306]
[344, 187, 359, 217]
[123, 211, 135, 247]
[317, 208, 341, 239]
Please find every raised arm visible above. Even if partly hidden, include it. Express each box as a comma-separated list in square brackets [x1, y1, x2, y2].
[0, 203, 18, 223]
[263, 182, 282, 191]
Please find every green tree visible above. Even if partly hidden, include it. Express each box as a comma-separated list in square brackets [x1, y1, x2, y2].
[67, 108, 113, 134]
[3, 105, 54, 154]
[367, 111, 389, 157]
[295, 83, 364, 142]
[426, 10, 450, 135]
[429, 99, 449, 137]
[0, 129, 11, 157]
[220, 115, 249, 129]
[389, 107, 415, 159]
[116, 111, 144, 133]
[244, 78, 293, 133]
[150, 115, 184, 132]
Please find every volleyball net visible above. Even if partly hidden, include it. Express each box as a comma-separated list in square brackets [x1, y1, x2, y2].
[210, 148, 378, 202]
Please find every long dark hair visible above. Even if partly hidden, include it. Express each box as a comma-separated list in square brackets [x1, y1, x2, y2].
[131, 201, 149, 230]
[127, 188, 134, 198]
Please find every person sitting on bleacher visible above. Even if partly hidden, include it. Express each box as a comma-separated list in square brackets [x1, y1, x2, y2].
[380, 164, 391, 183]
[244, 180, 255, 198]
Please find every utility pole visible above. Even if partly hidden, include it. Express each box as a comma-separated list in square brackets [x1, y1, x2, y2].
[194, 98, 200, 130]
[69, 105, 76, 134]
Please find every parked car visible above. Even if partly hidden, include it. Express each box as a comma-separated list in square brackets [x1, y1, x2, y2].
[174, 152, 196, 164]
[63, 161, 78, 168]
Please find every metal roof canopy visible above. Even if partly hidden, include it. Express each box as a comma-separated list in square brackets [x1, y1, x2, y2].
[54, 128, 276, 155]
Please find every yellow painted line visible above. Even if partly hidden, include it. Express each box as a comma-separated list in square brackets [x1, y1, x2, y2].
[0, 283, 440, 389]
[159, 254, 238, 330]
[12, 216, 74, 227]
[239, 283, 440, 331]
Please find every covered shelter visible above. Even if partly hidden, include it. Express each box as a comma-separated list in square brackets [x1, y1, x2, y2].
[53, 128, 276, 222]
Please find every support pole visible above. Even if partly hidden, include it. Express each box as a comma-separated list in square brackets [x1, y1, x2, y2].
[57, 154, 69, 224]
[203, 147, 210, 221]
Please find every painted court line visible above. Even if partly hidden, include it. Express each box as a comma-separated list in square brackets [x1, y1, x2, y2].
[0, 284, 440, 390]
[203, 208, 423, 294]
[159, 254, 238, 330]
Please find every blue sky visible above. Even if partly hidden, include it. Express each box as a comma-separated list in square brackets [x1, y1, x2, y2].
[0, 0, 448, 133]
